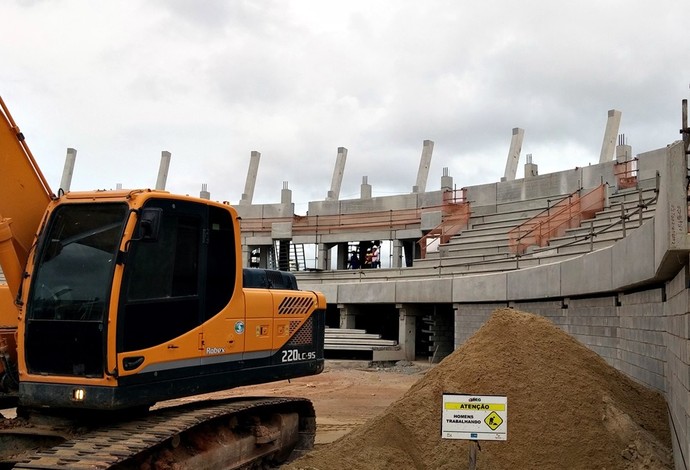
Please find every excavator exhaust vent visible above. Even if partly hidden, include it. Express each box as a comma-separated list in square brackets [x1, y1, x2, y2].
[278, 296, 314, 315]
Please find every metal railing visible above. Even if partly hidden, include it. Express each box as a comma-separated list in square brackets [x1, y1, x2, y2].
[239, 195, 473, 236]
[417, 188, 470, 258]
[614, 158, 638, 190]
[508, 184, 606, 255]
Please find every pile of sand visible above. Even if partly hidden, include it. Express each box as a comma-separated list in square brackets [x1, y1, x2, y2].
[288, 308, 672, 470]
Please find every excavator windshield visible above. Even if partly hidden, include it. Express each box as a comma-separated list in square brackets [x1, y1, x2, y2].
[25, 202, 128, 376]
[28, 203, 128, 321]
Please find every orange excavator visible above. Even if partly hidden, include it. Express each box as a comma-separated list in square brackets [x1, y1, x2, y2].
[0, 96, 326, 469]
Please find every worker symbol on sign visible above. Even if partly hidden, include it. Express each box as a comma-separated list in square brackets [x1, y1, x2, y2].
[485, 411, 503, 430]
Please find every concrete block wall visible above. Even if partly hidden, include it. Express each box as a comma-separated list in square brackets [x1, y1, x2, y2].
[452, 282, 687, 469]
[565, 296, 620, 368]
[511, 300, 566, 329]
[618, 289, 667, 391]
[455, 290, 669, 393]
[665, 264, 690, 468]
[454, 302, 508, 346]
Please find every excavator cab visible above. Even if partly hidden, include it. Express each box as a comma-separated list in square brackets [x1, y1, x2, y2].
[17, 192, 325, 410]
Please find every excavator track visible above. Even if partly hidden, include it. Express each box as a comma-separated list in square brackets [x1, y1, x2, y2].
[1, 397, 315, 469]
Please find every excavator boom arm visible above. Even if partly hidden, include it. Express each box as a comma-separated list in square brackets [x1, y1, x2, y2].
[0, 96, 54, 298]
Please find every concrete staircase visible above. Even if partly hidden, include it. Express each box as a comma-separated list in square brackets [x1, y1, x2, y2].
[414, 183, 657, 274]
[324, 327, 404, 361]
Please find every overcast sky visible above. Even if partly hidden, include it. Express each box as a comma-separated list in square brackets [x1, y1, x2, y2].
[2, 1, 690, 213]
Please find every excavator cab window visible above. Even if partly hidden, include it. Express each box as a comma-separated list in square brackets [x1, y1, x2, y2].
[118, 199, 236, 352]
[25, 202, 129, 377]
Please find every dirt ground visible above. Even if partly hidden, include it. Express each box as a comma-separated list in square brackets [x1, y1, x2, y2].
[216, 360, 430, 445]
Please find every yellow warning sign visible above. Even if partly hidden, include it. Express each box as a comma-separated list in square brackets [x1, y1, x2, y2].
[442, 394, 507, 441]
[484, 411, 503, 430]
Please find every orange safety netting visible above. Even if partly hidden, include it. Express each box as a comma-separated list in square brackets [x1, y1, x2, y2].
[508, 184, 605, 255]
[417, 189, 470, 258]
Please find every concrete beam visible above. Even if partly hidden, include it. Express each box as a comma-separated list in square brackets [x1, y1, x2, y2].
[327, 147, 347, 201]
[599, 110, 622, 163]
[59, 148, 77, 193]
[240, 151, 261, 205]
[413, 140, 434, 193]
[155, 151, 171, 190]
[502, 128, 524, 182]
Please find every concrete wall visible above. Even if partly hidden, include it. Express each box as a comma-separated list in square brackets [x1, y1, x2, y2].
[465, 161, 617, 211]
[308, 191, 444, 216]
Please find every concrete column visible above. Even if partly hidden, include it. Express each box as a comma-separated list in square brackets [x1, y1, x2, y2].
[59, 148, 77, 193]
[502, 128, 524, 182]
[524, 154, 538, 178]
[155, 151, 171, 190]
[360, 176, 372, 199]
[240, 151, 261, 205]
[599, 109, 622, 163]
[397, 304, 417, 361]
[413, 140, 434, 193]
[440, 167, 453, 191]
[338, 304, 357, 329]
[336, 242, 349, 270]
[615, 135, 632, 163]
[326, 147, 347, 201]
[392, 239, 403, 268]
[281, 181, 292, 204]
[259, 246, 270, 269]
[241, 243, 251, 268]
[199, 183, 210, 200]
[316, 243, 329, 271]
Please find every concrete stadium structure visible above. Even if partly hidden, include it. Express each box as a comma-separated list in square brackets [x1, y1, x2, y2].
[236, 109, 690, 468]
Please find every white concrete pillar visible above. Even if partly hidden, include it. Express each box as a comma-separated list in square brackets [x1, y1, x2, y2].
[615, 135, 632, 163]
[241, 244, 251, 268]
[338, 304, 357, 329]
[199, 183, 210, 200]
[326, 147, 347, 201]
[599, 109, 622, 163]
[392, 239, 403, 268]
[59, 148, 77, 193]
[413, 140, 434, 193]
[502, 128, 524, 182]
[281, 181, 292, 204]
[360, 176, 372, 199]
[397, 304, 417, 361]
[440, 167, 453, 191]
[155, 151, 171, 190]
[336, 242, 349, 270]
[524, 154, 538, 178]
[240, 151, 261, 205]
[316, 243, 329, 271]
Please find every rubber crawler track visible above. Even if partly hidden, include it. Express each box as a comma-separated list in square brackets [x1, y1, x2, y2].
[11, 397, 315, 470]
